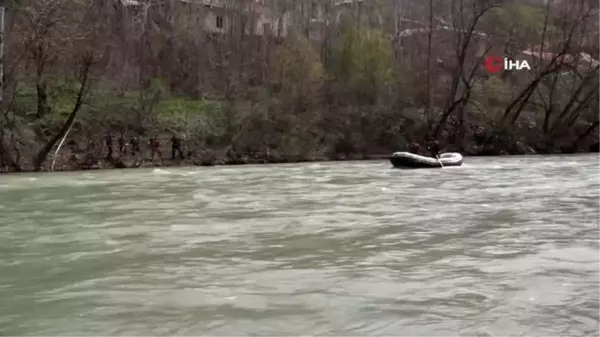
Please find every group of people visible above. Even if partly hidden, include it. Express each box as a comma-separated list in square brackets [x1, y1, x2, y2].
[409, 139, 441, 158]
[104, 133, 186, 162]
[104, 133, 442, 162]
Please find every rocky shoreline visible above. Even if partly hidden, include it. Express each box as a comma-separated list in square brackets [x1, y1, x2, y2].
[35, 152, 396, 173]
[2, 145, 597, 174]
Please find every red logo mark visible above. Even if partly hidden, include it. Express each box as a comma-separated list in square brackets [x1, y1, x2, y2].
[485, 55, 503, 74]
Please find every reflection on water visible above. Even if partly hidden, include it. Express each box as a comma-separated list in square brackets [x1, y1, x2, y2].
[0, 155, 598, 336]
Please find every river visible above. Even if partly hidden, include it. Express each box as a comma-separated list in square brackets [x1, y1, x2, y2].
[0, 155, 598, 336]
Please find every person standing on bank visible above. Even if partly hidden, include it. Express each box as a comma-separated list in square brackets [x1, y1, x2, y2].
[105, 133, 113, 159]
[118, 134, 126, 155]
[171, 134, 184, 160]
[149, 136, 163, 164]
[130, 136, 140, 156]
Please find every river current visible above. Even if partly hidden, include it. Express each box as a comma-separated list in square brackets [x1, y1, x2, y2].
[0, 155, 598, 336]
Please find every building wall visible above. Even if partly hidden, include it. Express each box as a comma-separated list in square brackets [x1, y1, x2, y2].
[199, 0, 289, 37]
[203, 8, 228, 34]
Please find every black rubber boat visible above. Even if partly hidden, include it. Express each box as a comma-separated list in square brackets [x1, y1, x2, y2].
[390, 152, 463, 169]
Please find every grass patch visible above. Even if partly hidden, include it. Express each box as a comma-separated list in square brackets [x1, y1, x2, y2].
[13, 80, 229, 136]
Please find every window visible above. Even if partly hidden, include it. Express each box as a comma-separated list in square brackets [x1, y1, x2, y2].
[216, 15, 224, 29]
[311, 2, 318, 19]
[263, 23, 271, 35]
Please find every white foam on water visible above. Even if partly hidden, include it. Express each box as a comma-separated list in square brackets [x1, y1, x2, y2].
[193, 192, 213, 203]
[152, 168, 171, 175]
[462, 163, 504, 170]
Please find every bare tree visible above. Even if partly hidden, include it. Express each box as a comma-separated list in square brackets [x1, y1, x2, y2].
[431, 0, 503, 139]
[7, 0, 107, 171]
[499, 0, 597, 125]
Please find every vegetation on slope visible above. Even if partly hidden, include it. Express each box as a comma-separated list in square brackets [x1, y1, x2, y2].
[0, 0, 597, 172]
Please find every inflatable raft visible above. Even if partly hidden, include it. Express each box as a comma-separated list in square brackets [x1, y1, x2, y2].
[390, 152, 463, 169]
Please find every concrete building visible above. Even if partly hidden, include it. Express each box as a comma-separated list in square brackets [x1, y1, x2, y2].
[120, 0, 291, 37]
[196, 0, 291, 37]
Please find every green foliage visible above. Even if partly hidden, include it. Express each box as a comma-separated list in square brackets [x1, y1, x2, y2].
[332, 27, 395, 102]
[270, 34, 324, 103]
[492, 3, 548, 33]
[472, 76, 513, 122]
[14, 79, 80, 119]
[153, 97, 228, 136]
[13, 79, 228, 138]
[489, 3, 553, 48]
[48, 78, 82, 116]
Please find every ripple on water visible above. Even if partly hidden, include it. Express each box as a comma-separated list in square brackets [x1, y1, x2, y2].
[0, 155, 598, 336]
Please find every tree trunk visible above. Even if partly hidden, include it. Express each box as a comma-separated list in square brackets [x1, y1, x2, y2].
[34, 57, 92, 171]
[425, 0, 433, 129]
[0, 0, 4, 109]
[571, 120, 599, 149]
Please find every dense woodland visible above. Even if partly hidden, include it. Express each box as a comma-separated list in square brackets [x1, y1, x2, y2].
[0, 0, 598, 172]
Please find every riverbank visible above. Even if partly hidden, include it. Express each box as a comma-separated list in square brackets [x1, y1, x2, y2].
[1, 144, 597, 174]
[1, 1, 598, 174]
[0, 151, 394, 173]
[1, 82, 598, 174]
